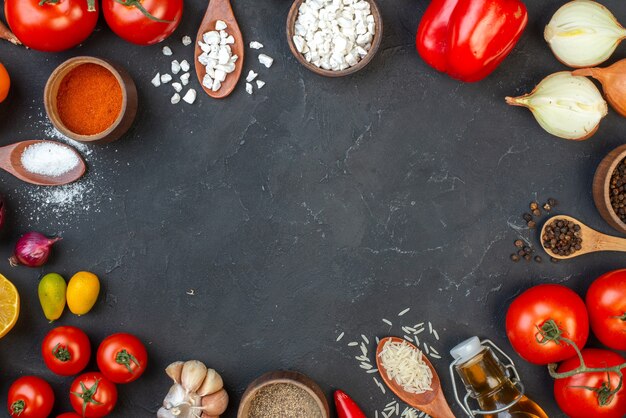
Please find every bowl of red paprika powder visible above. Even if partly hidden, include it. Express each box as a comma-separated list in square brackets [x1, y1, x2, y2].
[44, 56, 137, 144]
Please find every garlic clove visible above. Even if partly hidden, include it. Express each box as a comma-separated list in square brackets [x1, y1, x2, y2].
[166, 361, 185, 384]
[505, 71, 607, 141]
[573, 59, 626, 117]
[201, 389, 229, 416]
[197, 369, 223, 397]
[181, 360, 208, 393]
[545, 0, 626, 68]
[163, 383, 187, 409]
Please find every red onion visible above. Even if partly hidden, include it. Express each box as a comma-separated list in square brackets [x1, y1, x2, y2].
[9, 232, 61, 267]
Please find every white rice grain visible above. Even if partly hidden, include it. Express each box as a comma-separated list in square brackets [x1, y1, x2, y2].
[398, 308, 410, 316]
[336, 332, 345, 342]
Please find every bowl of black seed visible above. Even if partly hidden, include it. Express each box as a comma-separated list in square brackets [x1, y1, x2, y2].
[541, 218, 583, 258]
[593, 144, 626, 234]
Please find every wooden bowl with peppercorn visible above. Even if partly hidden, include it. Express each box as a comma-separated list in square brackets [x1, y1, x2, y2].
[593, 144, 626, 235]
[44, 56, 138, 145]
[237, 370, 329, 418]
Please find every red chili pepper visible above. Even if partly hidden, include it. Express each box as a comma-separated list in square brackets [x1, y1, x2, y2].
[334, 390, 367, 418]
[416, 0, 528, 82]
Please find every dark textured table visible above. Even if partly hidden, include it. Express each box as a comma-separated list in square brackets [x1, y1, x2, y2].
[1, 0, 626, 416]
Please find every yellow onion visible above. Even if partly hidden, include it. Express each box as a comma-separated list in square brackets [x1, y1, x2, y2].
[506, 71, 607, 140]
[573, 59, 626, 117]
[545, 0, 626, 68]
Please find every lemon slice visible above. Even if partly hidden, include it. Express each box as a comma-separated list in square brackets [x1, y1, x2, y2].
[0, 273, 19, 338]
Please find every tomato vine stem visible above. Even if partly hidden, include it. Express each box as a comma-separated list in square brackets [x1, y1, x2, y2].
[113, 0, 173, 22]
[539, 319, 626, 406]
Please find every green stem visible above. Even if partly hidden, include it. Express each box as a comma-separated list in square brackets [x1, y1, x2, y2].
[115, 349, 140, 373]
[71, 380, 103, 417]
[53, 343, 71, 362]
[539, 319, 626, 406]
[10, 400, 25, 415]
[113, 0, 173, 22]
[612, 312, 626, 321]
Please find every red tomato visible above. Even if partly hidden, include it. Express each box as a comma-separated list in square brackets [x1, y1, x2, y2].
[57, 414, 82, 418]
[42, 326, 91, 376]
[554, 349, 626, 418]
[4, 0, 98, 52]
[7, 376, 55, 418]
[506, 284, 589, 365]
[70, 372, 117, 418]
[97, 333, 148, 383]
[0, 63, 9, 103]
[102, 0, 183, 46]
[587, 269, 626, 350]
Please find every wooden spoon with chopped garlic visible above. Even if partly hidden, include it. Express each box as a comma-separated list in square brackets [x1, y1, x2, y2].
[194, 0, 244, 99]
[376, 337, 455, 418]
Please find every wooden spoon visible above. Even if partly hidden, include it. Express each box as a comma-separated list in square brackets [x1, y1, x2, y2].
[194, 0, 244, 99]
[0, 140, 86, 186]
[376, 337, 455, 418]
[541, 215, 626, 260]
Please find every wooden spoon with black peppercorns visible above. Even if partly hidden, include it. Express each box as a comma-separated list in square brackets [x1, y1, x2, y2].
[541, 215, 626, 260]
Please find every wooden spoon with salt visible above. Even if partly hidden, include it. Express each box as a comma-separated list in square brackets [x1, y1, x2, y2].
[194, 0, 244, 99]
[0, 140, 86, 186]
[376, 337, 455, 418]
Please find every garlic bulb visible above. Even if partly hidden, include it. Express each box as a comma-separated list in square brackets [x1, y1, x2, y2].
[505, 71, 607, 140]
[545, 0, 626, 68]
[160, 360, 227, 418]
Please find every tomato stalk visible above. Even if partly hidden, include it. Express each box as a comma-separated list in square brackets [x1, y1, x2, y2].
[53, 343, 72, 362]
[612, 313, 626, 321]
[113, 0, 173, 22]
[115, 349, 140, 373]
[10, 400, 25, 415]
[539, 319, 626, 405]
[71, 379, 104, 417]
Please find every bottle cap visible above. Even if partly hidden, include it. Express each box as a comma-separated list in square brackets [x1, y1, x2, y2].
[450, 336, 483, 364]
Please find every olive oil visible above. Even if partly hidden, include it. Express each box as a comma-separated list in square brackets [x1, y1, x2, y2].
[450, 337, 548, 418]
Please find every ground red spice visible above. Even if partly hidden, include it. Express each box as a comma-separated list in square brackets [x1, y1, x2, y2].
[56, 63, 122, 136]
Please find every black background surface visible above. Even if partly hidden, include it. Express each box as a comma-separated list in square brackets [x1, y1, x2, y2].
[1, 0, 625, 416]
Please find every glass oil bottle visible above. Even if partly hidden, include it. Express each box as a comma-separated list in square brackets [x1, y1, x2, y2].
[449, 337, 549, 418]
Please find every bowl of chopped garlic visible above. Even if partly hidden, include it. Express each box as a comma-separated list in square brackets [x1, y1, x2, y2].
[237, 370, 329, 418]
[44, 56, 138, 144]
[287, 0, 383, 77]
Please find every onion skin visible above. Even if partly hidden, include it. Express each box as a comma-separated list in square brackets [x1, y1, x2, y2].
[573, 59, 626, 118]
[9, 232, 61, 267]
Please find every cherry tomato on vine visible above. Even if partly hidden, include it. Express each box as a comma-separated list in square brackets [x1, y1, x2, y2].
[7, 376, 55, 418]
[4, 0, 98, 52]
[97, 333, 148, 383]
[0, 63, 9, 103]
[586, 269, 626, 350]
[70, 372, 117, 418]
[506, 284, 589, 365]
[42, 326, 91, 376]
[554, 349, 626, 418]
[102, 0, 183, 46]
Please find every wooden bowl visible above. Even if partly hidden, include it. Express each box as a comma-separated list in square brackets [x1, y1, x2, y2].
[237, 370, 329, 418]
[593, 144, 626, 234]
[286, 0, 383, 77]
[44, 56, 138, 144]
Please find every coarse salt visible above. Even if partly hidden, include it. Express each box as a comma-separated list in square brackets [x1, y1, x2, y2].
[294, 0, 375, 71]
[151, 73, 161, 87]
[171, 60, 181, 74]
[183, 89, 197, 104]
[162, 46, 173, 56]
[197, 22, 238, 92]
[180, 60, 190, 72]
[160, 73, 172, 83]
[171, 93, 181, 104]
[172, 82, 182, 93]
[245, 83, 253, 95]
[180, 72, 190, 86]
[256, 80, 265, 89]
[215, 20, 227, 30]
[21, 142, 80, 177]
[258, 54, 273, 68]
[250, 41, 264, 49]
[182, 36, 192, 46]
[246, 70, 258, 82]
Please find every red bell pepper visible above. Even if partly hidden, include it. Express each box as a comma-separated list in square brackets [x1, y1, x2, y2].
[334, 390, 366, 418]
[416, 0, 528, 82]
